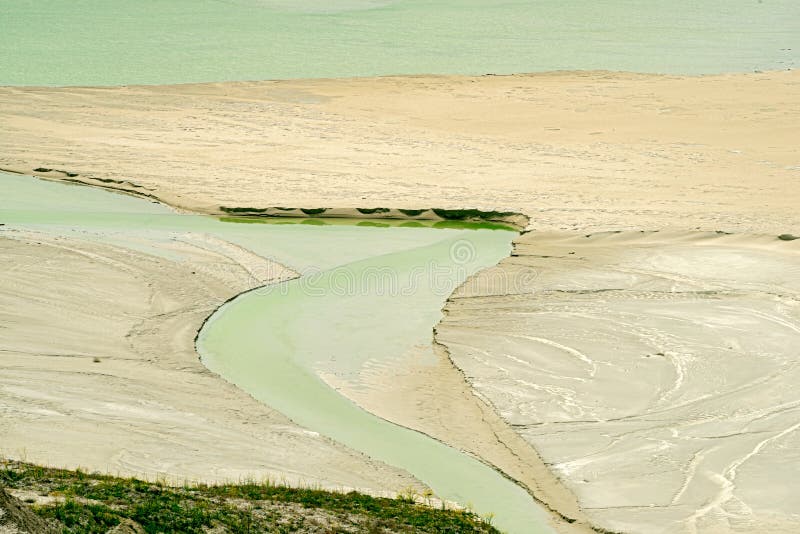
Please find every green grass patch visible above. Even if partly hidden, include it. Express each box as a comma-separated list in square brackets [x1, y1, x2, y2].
[1, 461, 498, 534]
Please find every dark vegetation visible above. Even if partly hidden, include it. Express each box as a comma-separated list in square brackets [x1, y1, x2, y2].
[356, 208, 391, 215]
[33, 168, 80, 178]
[89, 177, 128, 184]
[1, 461, 498, 534]
[431, 209, 517, 221]
[300, 208, 328, 215]
[431, 221, 514, 231]
[398, 209, 429, 216]
[217, 207, 522, 228]
[220, 206, 269, 214]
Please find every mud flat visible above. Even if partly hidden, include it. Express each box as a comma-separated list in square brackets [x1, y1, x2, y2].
[437, 231, 800, 533]
[0, 172, 428, 493]
[1, 173, 595, 533]
[0, 229, 426, 491]
[196, 224, 590, 533]
[2, 69, 799, 533]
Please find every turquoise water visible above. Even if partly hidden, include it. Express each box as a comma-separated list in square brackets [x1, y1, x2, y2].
[1, 172, 551, 533]
[196, 233, 557, 534]
[0, 172, 492, 272]
[2, 0, 798, 86]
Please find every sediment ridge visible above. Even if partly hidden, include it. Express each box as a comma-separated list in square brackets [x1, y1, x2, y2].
[436, 230, 800, 533]
[2, 70, 799, 234]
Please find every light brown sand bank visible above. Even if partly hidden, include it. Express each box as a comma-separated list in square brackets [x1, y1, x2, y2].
[437, 231, 800, 533]
[1, 70, 799, 234]
[0, 229, 420, 493]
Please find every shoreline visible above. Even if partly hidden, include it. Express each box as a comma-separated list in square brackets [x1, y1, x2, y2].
[2, 69, 798, 235]
[0, 67, 794, 90]
[0, 218, 424, 496]
[0, 167, 529, 230]
[190, 202, 589, 533]
[2, 172, 590, 533]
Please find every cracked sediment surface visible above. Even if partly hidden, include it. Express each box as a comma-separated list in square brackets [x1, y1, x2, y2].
[437, 231, 800, 533]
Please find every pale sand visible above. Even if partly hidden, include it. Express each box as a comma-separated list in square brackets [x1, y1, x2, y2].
[437, 231, 800, 533]
[2, 71, 799, 533]
[1, 70, 799, 234]
[0, 228, 420, 493]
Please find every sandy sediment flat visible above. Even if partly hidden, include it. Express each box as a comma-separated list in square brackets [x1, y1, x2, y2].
[2, 71, 799, 533]
[0, 211, 591, 534]
[1, 70, 799, 234]
[321, 342, 590, 529]
[0, 228, 421, 493]
[437, 231, 800, 533]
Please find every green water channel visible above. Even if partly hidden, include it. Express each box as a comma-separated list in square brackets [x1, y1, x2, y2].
[2, 0, 798, 86]
[0, 172, 552, 533]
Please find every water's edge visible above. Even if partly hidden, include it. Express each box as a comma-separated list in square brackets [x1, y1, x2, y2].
[0, 166, 529, 231]
[3, 171, 587, 533]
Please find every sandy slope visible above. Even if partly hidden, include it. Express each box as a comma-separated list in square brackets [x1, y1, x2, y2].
[437, 231, 800, 533]
[1, 70, 799, 234]
[0, 228, 420, 493]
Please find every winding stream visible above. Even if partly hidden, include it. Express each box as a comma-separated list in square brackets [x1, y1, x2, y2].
[196, 230, 553, 534]
[1, 172, 553, 533]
